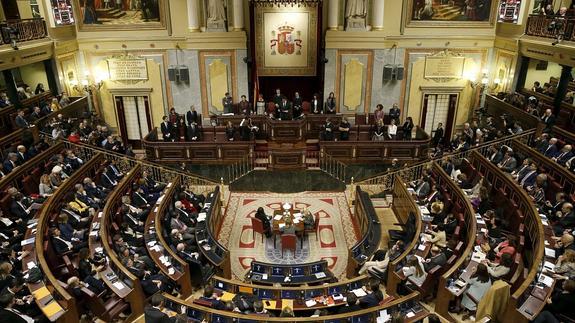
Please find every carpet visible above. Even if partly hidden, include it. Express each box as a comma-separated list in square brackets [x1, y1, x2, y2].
[218, 192, 359, 280]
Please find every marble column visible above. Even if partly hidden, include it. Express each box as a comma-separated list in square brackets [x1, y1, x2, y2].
[328, 0, 339, 30]
[187, 0, 201, 32]
[372, 0, 384, 31]
[232, 0, 244, 31]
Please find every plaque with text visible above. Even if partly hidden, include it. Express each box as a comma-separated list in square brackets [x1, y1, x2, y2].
[424, 56, 465, 79]
[107, 59, 148, 81]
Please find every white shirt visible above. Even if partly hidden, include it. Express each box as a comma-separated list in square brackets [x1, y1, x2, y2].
[388, 124, 397, 136]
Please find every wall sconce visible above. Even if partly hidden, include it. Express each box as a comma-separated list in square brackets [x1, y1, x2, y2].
[71, 79, 103, 93]
[469, 71, 490, 89]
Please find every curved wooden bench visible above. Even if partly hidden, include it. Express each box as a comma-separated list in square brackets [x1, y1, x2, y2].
[26, 151, 103, 322]
[145, 175, 194, 297]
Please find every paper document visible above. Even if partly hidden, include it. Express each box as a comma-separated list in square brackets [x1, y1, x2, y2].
[274, 214, 283, 221]
[21, 237, 35, 246]
[544, 261, 555, 271]
[352, 288, 367, 297]
[305, 299, 317, 307]
[539, 274, 554, 288]
[262, 274, 268, 280]
[32, 286, 50, 299]
[168, 268, 175, 275]
[418, 244, 426, 251]
[30, 203, 42, 210]
[113, 282, 125, 290]
[315, 272, 326, 279]
[0, 217, 13, 226]
[220, 292, 235, 302]
[545, 247, 556, 258]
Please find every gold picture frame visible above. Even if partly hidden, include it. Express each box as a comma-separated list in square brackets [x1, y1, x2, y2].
[254, 4, 318, 76]
[404, 0, 498, 28]
[73, 0, 169, 31]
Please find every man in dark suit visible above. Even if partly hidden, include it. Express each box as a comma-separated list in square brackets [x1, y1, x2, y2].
[3, 153, 19, 174]
[278, 97, 291, 120]
[541, 108, 556, 132]
[359, 279, 384, 308]
[519, 164, 538, 188]
[0, 293, 33, 323]
[28, 106, 43, 121]
[424, 246, 447, 271]
[432, 123, 444, 147]
[200, 285, 225, 309]
[292, 92, 303, 119]
[239, 95, 251, 115]
[497, 151, 517, 173]
[222, 92, 233, 114]
[554, 145, 573, 165]
[14, 110, 29, 129]
[50, 227, 86, 254]
[145, 294, 175, 323]
[555, 203, 575, 235]
[160, 116, 173, 142]
[544, 138, 559, 158]
[187, 122, 200, 141]
[338, 293, 361, 313]
[414, 176, 431, 200]
[323, 118, 334, 141]
[186, 105, 198, 126]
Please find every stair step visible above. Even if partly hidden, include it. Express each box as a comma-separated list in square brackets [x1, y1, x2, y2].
[307, 166, 320, 170]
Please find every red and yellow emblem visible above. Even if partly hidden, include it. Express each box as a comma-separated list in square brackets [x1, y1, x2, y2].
[270, 23, 302, 56]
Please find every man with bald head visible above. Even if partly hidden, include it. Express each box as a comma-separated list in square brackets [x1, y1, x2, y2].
[542, 108, 556, 132]
[553, 233, 575, 257]
[555, 145, 574, 165]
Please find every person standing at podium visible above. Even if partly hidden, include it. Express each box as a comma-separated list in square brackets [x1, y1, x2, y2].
[293, 92, 303, 119]
[279, 97, 291, 120]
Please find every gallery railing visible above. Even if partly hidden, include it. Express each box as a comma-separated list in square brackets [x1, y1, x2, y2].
[226, 151, 254, 184]
[320, 151, 347, 182]
[0, 18, 48, 44]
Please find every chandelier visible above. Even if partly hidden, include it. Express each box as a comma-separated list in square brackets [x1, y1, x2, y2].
[251, 0, 322, 7]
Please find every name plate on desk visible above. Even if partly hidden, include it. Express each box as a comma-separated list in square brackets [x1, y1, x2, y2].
[424, 56, 465, 79]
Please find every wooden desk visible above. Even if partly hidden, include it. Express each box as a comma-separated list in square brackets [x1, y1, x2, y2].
[271, 208, 304, 248]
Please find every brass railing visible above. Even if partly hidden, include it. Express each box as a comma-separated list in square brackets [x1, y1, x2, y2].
[357, 130, 536, 195]
[0, 18, 48, 44]
[320, 151, 347, 182]
[226, 151, 254, 184]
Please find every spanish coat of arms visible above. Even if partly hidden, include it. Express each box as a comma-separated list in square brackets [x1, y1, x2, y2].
[270, 23, 302, 56]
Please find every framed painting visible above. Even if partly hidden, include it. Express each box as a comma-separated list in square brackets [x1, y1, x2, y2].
[74, 0, 168, 31]
[254, 4, 318, 76]
[404, 0, 498, 27]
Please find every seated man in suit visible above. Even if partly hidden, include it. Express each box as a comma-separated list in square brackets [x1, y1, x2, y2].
[145, 294, 175, 323]
[544, 138, 559, 158]
[423, 246, 447, 272]
[200, 285, 225, 310]
[280, 217, 296, 235]
[322, 118, 334, 141]
[554, 145, 574, 165]
[0, 292, 36, 323]
[3, 153, 19, 174]
[50, 227, 87, 255]
[359, 278, 384, 308]
[122, 195, 148, 221]
[14, 110, 30, 129]
[497, 150, 517, 173]
[131, 185, 152, 209]
[338, 293, 361, 314]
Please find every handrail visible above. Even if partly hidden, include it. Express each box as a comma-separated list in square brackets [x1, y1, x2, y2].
[0, 18, 48, 44]
[433, 161, 478, 320]
[320, 151, 347, 182]
[386, 175, 423, 296]
[347, 187, 380, 277]
[29, 152, 104, 322]
[0, 140, 59, 191]
[98, 163, 145, 319]
[146, 176, 194, 297]
[162, 290, 422, 322]
[226, 151, 254, 184]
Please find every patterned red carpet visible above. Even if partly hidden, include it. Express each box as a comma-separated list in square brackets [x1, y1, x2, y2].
[218, 192, 359, 280]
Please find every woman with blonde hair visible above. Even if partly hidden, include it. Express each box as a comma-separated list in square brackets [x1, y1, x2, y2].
[553, 249, 575, 280]
[39, 173, 55, 197]
[50, 97, 62, 112]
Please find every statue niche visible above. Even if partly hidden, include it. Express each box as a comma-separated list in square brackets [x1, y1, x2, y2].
[206, 0, 227, 32]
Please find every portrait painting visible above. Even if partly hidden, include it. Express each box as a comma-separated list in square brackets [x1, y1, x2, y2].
[254, 4, 318, 76]
[405, 0, 497, 27]
[74, 0, 167, 30]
